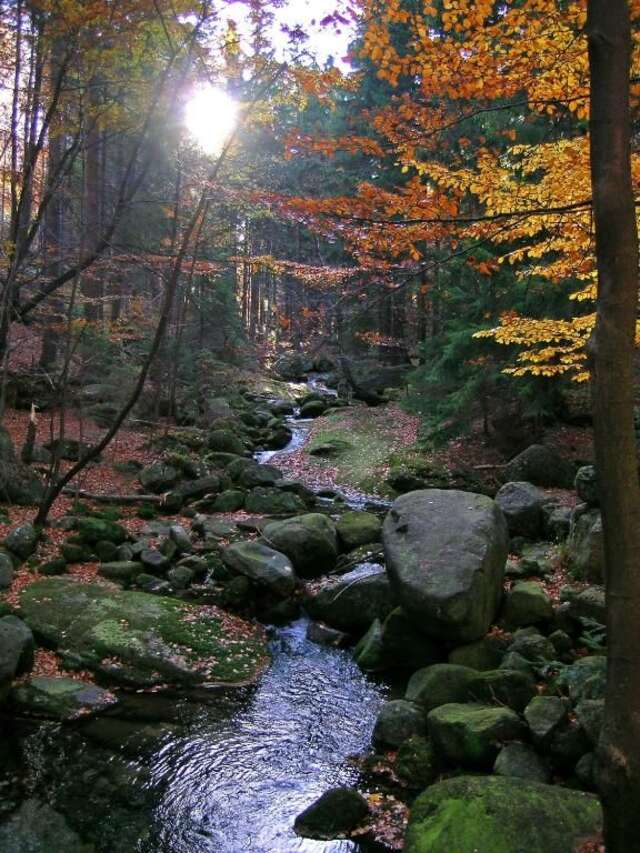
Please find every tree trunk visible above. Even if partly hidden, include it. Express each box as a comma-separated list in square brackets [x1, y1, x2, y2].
[587, 2, 640, 849]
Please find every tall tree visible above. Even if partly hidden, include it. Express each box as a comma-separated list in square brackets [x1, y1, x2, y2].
[587, 1, 640, 848]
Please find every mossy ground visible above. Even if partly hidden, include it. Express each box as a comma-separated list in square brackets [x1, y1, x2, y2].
[305, 405, 417, 495]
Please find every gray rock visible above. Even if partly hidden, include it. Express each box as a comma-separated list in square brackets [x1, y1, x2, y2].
[0, 615, 34, 683]
[562, 585, 605, 626]
[383, 489, 508, 643]
[169, 524, 192, 553]
[140, 549, 170, 573]
[166, 566, 194, 590]
[542, 503, 573, 541]
[98, 561, 142, 583]
[304, 563, 394, 632]
[139, 462, 181, 493]
[244, 487, 306, 515]
[495, 481, 545, 539]
[294, 787, 369, 840]
[5, 522, 39, 560]
[466, 668, 536, 712]
[503, 444, 575, 488]
[222, 541, 296, 597]
[373, 699, 426, 748]
[406, 663, 476, 712]
[524, 695, 570, 746]
[0, 550, 14, 590]
[567, 507, 604, 582]
[493, 742, 551, 783]
[263, 514, 338, 577]
[336, 511, 382, 551]
[575, 465, 598, 506]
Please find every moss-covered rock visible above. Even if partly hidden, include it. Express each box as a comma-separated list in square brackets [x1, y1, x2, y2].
[427, 702, 526, 768]
[75, 517, 128, 546]
[213, 490, 246, 512]
[20, 578, 268, 688]
[405, 664, 476, 712]
[207, 429, 246, 456]
[336, 511, 382, 551]
[501, 581, 553, 628]
[263, 513, 338, 577]
[222, 541, 296, 597]
[373, 699, 426, 748]
[395, 735, 439, 788]
[5, 522, 39, 560]
[466, 668, 536, 712]
[304, 563, 394, 632]
[493, 742, 551, 783]
[404, 775, 601, 853]
[244, 487, 305, 515]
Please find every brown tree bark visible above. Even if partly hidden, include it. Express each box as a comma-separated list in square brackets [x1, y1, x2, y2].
[587, 2, 640, 849]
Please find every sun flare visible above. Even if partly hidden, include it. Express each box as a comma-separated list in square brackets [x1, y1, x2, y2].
[185, 87, 238, 155]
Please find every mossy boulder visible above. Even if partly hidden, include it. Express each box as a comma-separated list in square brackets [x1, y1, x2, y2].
[336, 511, 382, 551]
[395, 735, 439, 788]
[373, 699, 426, 748]
[20, 578, 268, 688]
[139, 462, 181, 493]
[5, 522, 39, 560]
[501, 581, 553, 628]
[263, 513, 338, 577]
[227, 458, 282, 488]
[207, 429, 246, 455]
[358, 606, 443, 672]
[299, 399, 327, 419]
[213, 490, 246, 512]
[244, 487, 305, 515]
[427, 703, 526, 768]
[222, 541, 296, 597]
[406, 664, 476, 712]
[75, 517, 128, 546]
[404, 775, 601, 853]
[493, 742, 551, 783]
[466, 668, 536, 712]
[383, 490, 508, 643]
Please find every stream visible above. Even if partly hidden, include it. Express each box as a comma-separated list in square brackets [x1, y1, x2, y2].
[0, 375, 391, 853]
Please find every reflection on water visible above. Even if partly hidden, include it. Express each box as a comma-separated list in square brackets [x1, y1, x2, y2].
[145, 619, 386, 853]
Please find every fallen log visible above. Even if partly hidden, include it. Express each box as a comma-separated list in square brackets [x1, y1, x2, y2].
[61, 488, 162, 504]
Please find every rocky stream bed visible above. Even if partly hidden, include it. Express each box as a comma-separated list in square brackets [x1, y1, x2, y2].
[0, 368, 608, 852]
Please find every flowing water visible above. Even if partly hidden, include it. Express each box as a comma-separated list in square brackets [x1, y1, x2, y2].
[1, 374, 391, 852]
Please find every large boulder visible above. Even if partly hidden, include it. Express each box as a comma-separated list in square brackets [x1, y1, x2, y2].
[207, 429, 246, 455]
[0, 425, 45, 505]
[305, 563, 394, 632]
[222, 542, 296, 597]
[501, 581, 553, 628]
[427, 703, 526, 768]
[404, 775, 602, 853]
[19, 578, 267, 688]
[357, 607, 443, 672]
[383, 490, 508, 643]
[263, 514, 338, 577]
[495, 482, 545, 539]
[503, 444, 576, 488]
[227, 458, 282, 489]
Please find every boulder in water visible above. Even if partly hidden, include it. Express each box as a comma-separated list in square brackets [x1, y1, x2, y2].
[9, 676, 117, 720]
[383, 490, 508, 643]
[294, 787, 369, 840]
[304, 563, 394, 632]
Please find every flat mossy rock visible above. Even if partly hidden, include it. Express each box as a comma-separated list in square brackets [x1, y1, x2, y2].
[20, 578, 267, 688]
[336, 511, 382, 551]
[427, 702, 526, 768]
[9, 676, 117, 720]
[404, 775, 601, 853]
[383, 490, 508, 643]
[466, 668, 536, 712]
[263, 513, 338, 577]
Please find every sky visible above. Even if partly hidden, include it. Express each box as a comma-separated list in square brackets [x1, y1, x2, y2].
[271, 0, 356, 66]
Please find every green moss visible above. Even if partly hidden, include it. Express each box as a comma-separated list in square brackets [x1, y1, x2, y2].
[305, 407, 407, 495]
